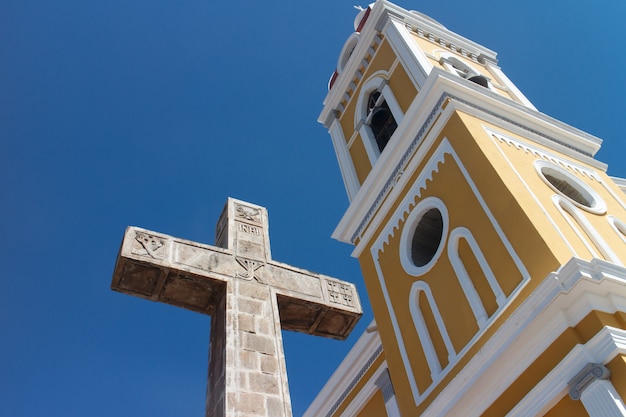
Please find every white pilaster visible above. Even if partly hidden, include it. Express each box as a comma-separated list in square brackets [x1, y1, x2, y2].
[375, 369, 401, 417]
[569, 363, 626, 417]
[329, 117, 360, 200]
[581, 380, 626, 416]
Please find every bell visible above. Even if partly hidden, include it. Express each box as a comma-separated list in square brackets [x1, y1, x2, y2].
[468, 75, 489, 88]
[371, 107, 391, 127]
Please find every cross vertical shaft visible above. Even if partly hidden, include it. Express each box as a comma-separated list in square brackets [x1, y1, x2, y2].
[207, 280, 292, 416]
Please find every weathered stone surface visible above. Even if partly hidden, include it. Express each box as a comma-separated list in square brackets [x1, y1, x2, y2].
[260, 355, 279, 375]
[249, 373, 280, 395]
[237, 314, 256, 333]
[243, 333, 276, 356]
[267, 396, 285, 417]
[111, 198, 363, 417]
[238, 350, 258, 370]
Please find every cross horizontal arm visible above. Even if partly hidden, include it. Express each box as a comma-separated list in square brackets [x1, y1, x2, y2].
[111, 226, 362, 339]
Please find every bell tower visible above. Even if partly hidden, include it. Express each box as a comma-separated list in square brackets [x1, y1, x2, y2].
[316, 1, 626, 416]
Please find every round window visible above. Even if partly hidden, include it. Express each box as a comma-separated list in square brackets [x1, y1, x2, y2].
[337, 32, 360, 74]
[411, 208, 443, 266]
[535, 162, 606, 214]
[400, 198, 448, 276]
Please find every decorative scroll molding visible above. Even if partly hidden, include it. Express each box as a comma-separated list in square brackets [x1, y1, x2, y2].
[568, 363, 611, 401]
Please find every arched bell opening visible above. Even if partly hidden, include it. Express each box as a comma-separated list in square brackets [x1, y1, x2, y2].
[468, 75, 489, 88]
[367, 91, 398, 153]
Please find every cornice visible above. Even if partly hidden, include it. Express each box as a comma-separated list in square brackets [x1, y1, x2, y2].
[400, 6, 497, 65]
[611, 176, 626, 194]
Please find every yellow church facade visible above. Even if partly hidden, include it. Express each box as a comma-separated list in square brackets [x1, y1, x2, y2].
[305, 1, 626, 416]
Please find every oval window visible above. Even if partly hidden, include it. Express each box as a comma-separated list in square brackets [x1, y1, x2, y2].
[536, 162, 606, 214]
[411, 208, 444, 267]
[400, 198, 448, 276]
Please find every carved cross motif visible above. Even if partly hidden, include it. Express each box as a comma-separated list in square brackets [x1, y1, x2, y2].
[236, 257, 264, 281]
[111, 198, 362, 417]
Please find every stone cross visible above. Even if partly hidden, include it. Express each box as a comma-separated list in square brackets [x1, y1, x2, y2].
[111, 198, 362, 417]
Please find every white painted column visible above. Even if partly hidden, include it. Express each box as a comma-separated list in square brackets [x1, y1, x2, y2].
[375, 369, 401, 417]
[568, 363, 626, 416]
[329, 118, 360, 200]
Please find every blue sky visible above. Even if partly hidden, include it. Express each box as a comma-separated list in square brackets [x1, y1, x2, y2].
[2, 1, 626, 416]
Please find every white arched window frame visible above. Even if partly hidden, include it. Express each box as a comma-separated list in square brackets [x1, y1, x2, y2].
[354, 74, 404, 166]
[437, 52, 492, 90]
[447, 227, 505, 329]
[337, 32, 360, 75]
[608, 216, 626, 244]
[535, 160, 607, 215]
[399, 197, 449, 276]
[554, 196, 622, 265]
[409, 281, 456, 381]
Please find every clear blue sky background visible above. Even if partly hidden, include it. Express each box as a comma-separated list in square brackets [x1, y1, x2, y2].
[2, 1, 626, 416]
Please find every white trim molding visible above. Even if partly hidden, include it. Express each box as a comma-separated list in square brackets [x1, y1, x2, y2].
[399, 197, 448, 276]
[409, 281, 456, 380]
[303, 321, 383, 417]
[375, 369, 401, 417]
[355, 74, 404, 166]
[610, 176, 626, 195]
[553, 196, 623, 266]
[448, 227, 506, 327]
[508, 329, 626, 417]
[329, 117, 361, 200]
[608, 216, 626, 244]
[424, 258, 626, 417]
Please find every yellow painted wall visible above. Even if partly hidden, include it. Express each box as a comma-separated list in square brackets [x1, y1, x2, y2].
[340, 44, 626, 413]
[388, 62, 416, 113]
[355, 390, 388, 417]
[354, 108, 626, 414]
[356, 112, 563, 415]
[543, 395, 587, 417]
[608, 354, 626, 402]
[349, 132, 372, 185]
[458, 112, 626, 265]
